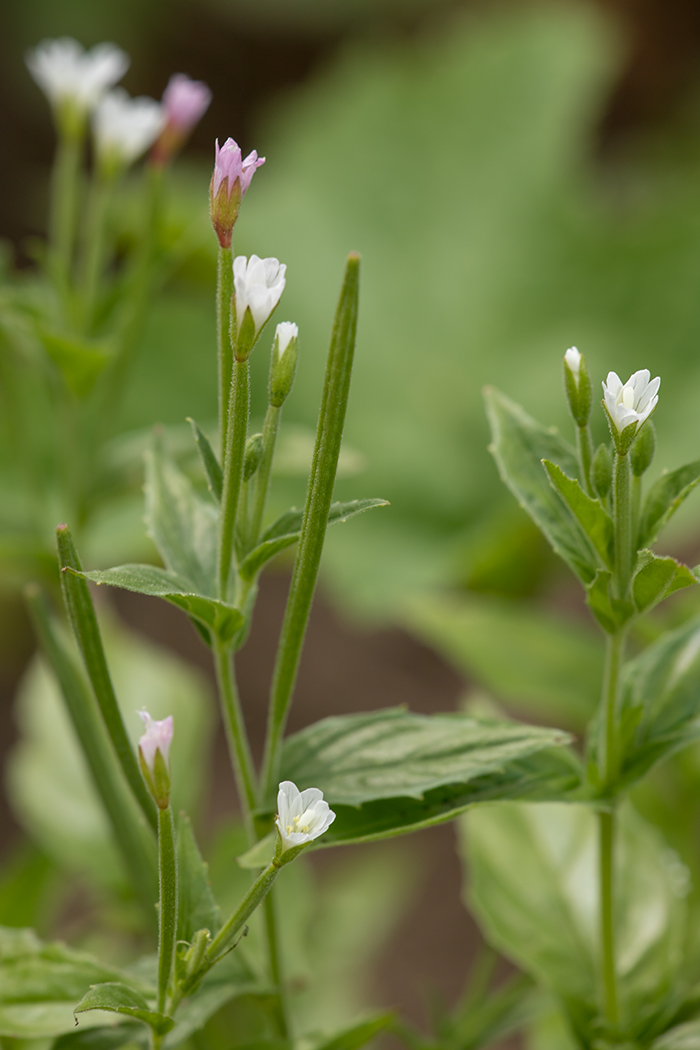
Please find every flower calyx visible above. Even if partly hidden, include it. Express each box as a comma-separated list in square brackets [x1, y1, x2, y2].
[269, 323, 299, 407]
[138, 709, 173, 808]
[209, 138, 265, 248]
[563, 346, 592, 427]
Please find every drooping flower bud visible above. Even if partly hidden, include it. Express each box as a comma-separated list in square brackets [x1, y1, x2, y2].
[209, 138, 265, 248]
[151, 73, 211, 166]
[269, 323, 299, 407]
[231, 255, 286, 360]
[243, 432, 264, 481]
[138, 709, 173, 809]
[630, 420, 656, 477]
[563, 346, 592, 427]
[275, 781, 335, 859]
[602, 369, 660, 453]
[26, 37, 129, 136]
[93, 89, 164, 175]
[593, 443, 612, 500]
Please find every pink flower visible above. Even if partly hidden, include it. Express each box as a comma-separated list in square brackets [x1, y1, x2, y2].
[138, 709, 173, 774]
[151, 73, 211, 165]
[209, 137, 265, 247]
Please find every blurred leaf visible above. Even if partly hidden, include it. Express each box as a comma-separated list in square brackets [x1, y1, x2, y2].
[37, 329, 113, 398]
[74, 984, 172, 1035]
[74, 565, 243, 644]
[543, 460, 613, 569]
[0, 927, 151, 1039]
[640, 462, 700, 548]
[485, 390, 595, 583]
[632, 551, 698, 614]
[406, 592, 603, 728]
[177, 814, 221, 943]
[614, 616, 700, 790]
[54, 1023, 144, 1050]
[653, 1021, 700, 1049]
[311, 1013, 394, 1050]
[188, 418, 222, 502]
[585, 570, 635, 634]
[237, 832, 277, 871]
[281, 707, 573, 806]
[464, 803, 689, 1028]
[7, 622, 213, 886]
[240, 499, 388, 581]
[0, 845, 55, 930]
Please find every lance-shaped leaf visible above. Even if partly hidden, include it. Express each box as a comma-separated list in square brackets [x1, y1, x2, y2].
[177, 814, 221, 943]
[585, 570, 635, 635]
[56, 527, 157, 832]
[542, 460, 613, 569]
[38, 328, 113, 398]
[239, 499, 389, 582]
[145, 432, 218, 597]
[187, 418, 222, 502]
[163, 953, 264, 1049]
[312, 1013, 395, 1050]
[632, 550, 699, 614]
[614, 614, 700, 789]
[74, 984, 173, 1036]
[652, 1021, 700, 1049]
[484, 389, 597, 583]
[70, 565, 243, 645]
[640, 460, 700, 548]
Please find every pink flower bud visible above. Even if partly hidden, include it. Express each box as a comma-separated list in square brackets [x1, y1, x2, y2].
[209, 137, 265, 248]
[151, 73, 211, 165]
[138, 709, 173, 808]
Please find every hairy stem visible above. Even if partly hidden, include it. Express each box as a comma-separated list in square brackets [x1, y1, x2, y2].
[248, 404, 281, 548]
[218, 358, 250, 600]
[157, 806, 178, 1015]
[217, 246, 233, 462]
[212, 640, 257, 841]
[576, 423, 594, 497]
[599, 809, 618, 1027]
[613, 450, 632, 599]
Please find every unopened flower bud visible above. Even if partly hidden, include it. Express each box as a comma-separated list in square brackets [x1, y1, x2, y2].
[231, 255, 286, 360]
[563, 346, 592, 427]
[138, 709, 173, 809]
[243, 433, 264, 481]
[151, 73, 211, 166]
[93, 89, 164, 175]
[593, 443, 612, 499]
[269, 323, 299, 407]
[209, 138, 265, 248]
[275, 781, 335, 861]
[602, 369, 660, 453]
[630, 420, 656, 477]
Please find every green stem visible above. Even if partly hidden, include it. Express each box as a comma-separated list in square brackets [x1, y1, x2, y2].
[212, 640, 257, 841]
[79, 170, 114, 333]
[577, 424, 594, 496]
[49, 129, 82, 314]
[260, 254, 360, 801]
[599, 808, 618, 1028]
[248, 404, 281, 548]
[157, 806, 178, 1015]
[218, 358, 250, 600]
[613, 450, 632, 600]
[263, 891, 290, 1038]
[217, 246, 233, 462]
[598, 631, 625, 791]
[206, 861, 280, 966]
[631, 474, 642, 552]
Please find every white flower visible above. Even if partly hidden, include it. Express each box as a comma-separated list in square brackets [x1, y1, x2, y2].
[137, 709, 173, 774]
[27, 37, 128, 115]
[233, 255, 286, 334]
[275, 322, 298, 358]
[93, 88, 165, 168]
[275, 780, 335, 852]
[564, 346, 581, 382]
[602, 369, 660, 432]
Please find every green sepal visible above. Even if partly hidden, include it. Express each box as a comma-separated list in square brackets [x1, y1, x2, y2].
[70, 565, 244, 646]
[592, 443, 612, 500]
[603, 403, 639, 454]
[231, 306, 258, 362]
[239, 498, 389, 582]
[74, 983, 173, 1036]
[187, 418, 222, 502]
[640, 459, 700, 548]
[542, 460, 613, 569]
[138, 747, 170, 810]
[563, 354, 591, 426]
[632, 550, 699, 614]
[585, 570, 635, 634]
[269, 328, 299, 407]
[243, 432, 264, 481]
[38, 328, 113, 398]
[484, 388, 598, 583]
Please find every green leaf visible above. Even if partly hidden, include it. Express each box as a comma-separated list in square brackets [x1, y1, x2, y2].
[464, 803, 688, 1023]
[640, 460, 700, 547]
[54, 1022, 145, 1050]
[406, 592, 603, 729]
[163, 954, 263, 1048]
[615, 615, 700, 789]
[542, 460, 613, 568]
[484, 389, 597, 583]
[74, 984, 173, 1035]
[145, 433, 218, 597]
[0, 926, 152, 1039]
[312, 1013, 394, 1050]
[240, 499, 389, 582]
[632, 550, 699, 613]
[38, 328, 113, 397]
[585, 570, 635, 634]
[187, 418, 222, 502]
[73, 565, 244, 645]
[177, 814, 221, 942]
[653, 1021, 700, 1049]
[236, 831, 277, 870]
